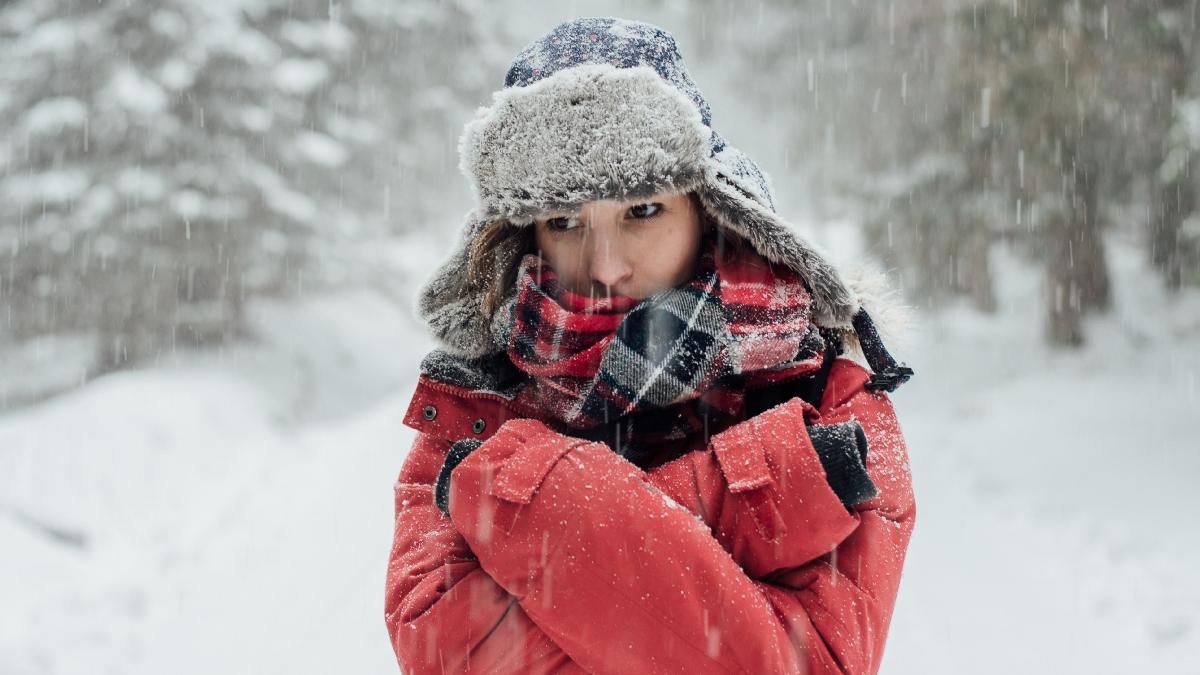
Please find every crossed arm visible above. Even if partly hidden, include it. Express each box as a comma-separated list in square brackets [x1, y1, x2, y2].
[384, 358, 916, 674]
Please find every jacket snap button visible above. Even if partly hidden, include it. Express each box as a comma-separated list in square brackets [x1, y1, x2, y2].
[422, 405, 437, 421]
[472, 418, 486, 434]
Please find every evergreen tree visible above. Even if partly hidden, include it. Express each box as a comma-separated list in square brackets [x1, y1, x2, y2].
[0, 0, 504, 379]
[1140, 1, 1200, 289]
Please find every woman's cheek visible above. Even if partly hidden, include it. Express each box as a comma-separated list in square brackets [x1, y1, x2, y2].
[560, 253, 594, 292]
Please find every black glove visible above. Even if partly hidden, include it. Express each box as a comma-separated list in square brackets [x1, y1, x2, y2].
[807, 420, 879, 509]
[434, 439, 484, 517]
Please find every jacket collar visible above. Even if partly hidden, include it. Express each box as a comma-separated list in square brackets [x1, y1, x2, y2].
[402, 349, 534, 444]
[403, 373, 527, 444]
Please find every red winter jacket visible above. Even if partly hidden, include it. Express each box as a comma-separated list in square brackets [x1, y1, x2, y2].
[384, 353, 915, 674]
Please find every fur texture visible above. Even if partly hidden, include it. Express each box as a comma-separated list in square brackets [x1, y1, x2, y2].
[459, 64, 712, 225]
[692, 176, 858, 327]
[841, 265, 915, 352]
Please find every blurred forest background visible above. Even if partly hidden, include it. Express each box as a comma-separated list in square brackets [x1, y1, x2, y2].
[2, 0, 1197, 408]
[4, 2, 1200, 674]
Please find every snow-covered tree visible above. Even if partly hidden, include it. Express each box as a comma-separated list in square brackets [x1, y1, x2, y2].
[699, 0, 1197, 346]
[0, 0, 505, 379]
[1139, 1, 1200, 290]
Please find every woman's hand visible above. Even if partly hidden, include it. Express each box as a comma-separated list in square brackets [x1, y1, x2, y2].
[433, 438, 484, 517]
[806, 418, 877, 509]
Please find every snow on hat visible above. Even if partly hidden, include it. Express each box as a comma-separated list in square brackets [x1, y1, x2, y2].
[416, 16, 911, 390]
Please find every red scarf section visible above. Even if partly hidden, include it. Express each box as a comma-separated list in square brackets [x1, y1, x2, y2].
[503, 237, 825, 448]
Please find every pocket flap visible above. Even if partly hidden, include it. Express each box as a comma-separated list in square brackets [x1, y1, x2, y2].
[712, 430, 773, 493]
[491, 433, 587, 504]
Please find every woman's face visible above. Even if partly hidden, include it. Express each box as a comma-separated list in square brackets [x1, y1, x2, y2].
[532, 191, 705, 301]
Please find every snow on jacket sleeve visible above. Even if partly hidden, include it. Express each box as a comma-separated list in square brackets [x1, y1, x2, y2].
[385, 430, 588, 674]
[642, 356, 917, 675]
[387, 423, 809, 674]
[436, 417, 816, 674]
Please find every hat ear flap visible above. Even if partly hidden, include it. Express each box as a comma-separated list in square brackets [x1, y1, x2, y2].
[415, 211, 501, 359]
[694, 176, 858, 328]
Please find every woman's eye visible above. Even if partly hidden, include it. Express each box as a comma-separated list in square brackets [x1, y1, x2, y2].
[628, 202, 663, 219]
[545, 216, 579, 232]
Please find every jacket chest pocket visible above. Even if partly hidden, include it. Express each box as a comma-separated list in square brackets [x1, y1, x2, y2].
[711, 427, 787, 543]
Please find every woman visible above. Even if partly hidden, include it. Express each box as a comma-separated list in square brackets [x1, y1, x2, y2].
[385, 17, 915, 675]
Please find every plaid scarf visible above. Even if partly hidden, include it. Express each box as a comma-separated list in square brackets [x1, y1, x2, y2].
[496, 236, 825, 464]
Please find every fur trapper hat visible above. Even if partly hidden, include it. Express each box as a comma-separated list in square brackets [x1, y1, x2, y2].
[415, 17, 911, 391]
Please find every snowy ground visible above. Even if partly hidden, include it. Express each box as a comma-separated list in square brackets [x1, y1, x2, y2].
[1, 228, 1197, 674]
[885, 235, 1200, 673]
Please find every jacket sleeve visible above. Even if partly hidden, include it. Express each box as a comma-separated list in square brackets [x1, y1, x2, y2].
[385, 431, 588, 674]
[642, 356, 917, 674]
[439, 418, 817, 675]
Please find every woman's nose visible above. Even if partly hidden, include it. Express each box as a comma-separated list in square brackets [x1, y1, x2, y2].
[587, 233, 633, 290]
